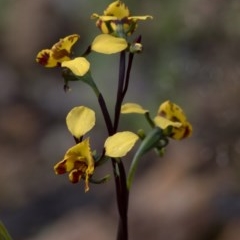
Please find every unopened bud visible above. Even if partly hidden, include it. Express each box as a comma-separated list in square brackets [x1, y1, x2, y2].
[130, 43, 143, 53]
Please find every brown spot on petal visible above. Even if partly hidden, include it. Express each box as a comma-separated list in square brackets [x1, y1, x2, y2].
[37, 51, 50, 66]
[68, 35, 78, 43]
[69, 169, 82, 183]
[52, 49, 69, 60]
[171, 116, 180, 122]
[159, 110, 167, 117]
[74, 160, 87, 171]
[54, 160, 67, 174]
[182, 124, 192, 138]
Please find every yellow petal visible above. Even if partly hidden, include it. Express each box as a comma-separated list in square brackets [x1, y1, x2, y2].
[104, 1, 130, 19]
[91, 14, 118, 21]
[128, 15, 153, 20]
[66, 106, 95, 138]
[52, 34, 80, 56]
[91, 34, 128, 54]
[121, 103, 148, 114]
[171, 122, 193, 140]
[157, 100, 187, 123]
[61, 57, 90, 76]
[104, 131, 139, 157]
[154, 116, 182, 129]
[91, 13, 100, 19]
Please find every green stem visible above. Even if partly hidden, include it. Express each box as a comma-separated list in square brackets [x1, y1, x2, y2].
[145, 112, 156, 128]
[127, 127, 163, 190]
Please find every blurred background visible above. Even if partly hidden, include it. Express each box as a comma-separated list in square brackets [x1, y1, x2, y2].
[1, 0, 240, 239]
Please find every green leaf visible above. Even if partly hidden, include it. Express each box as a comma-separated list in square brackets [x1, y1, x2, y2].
[0, 222, 12, 240]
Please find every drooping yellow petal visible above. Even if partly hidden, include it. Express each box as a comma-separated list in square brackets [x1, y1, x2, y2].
[104, 1, 130, 19]
[91, 34, 128, 54]
[104, 131, 139, 157]
[61, 57, 90, 76]
[121, 103, 148, 114]
[66, 106, 95, 138]
[154, 116, 182, 129]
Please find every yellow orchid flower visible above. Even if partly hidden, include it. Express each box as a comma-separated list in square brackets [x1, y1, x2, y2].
[104, 131, 139, 158]
[36, 34, 79, 67]
[121, 101, 192, 140]
[154, 100, 192, 140]
[66, 106, 96, 139]
[54, 138, 94, 192]
[91, 0, 153, 37]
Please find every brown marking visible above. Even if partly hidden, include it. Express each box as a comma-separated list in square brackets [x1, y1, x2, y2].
[55, 160, 67, 174]
[37, 51, 50, 66]
[159, 110, 167, 117]
[171, 116, 180, 122]
[182, 125, 191, 138]
[52, 49, 69, 59]
[69, 169, 82, 183]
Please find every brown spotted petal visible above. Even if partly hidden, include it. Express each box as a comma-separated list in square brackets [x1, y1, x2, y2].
[36, 34, 79, 68]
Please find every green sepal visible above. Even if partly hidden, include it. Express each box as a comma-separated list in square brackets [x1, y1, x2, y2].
[94, 155, 111, 167]
[144, 112, 155, 128]
[62, 69, 100, 96]
[89, 174, 111, 184]
[137, 129, 146, 140]
[134, 127, 165, 156]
